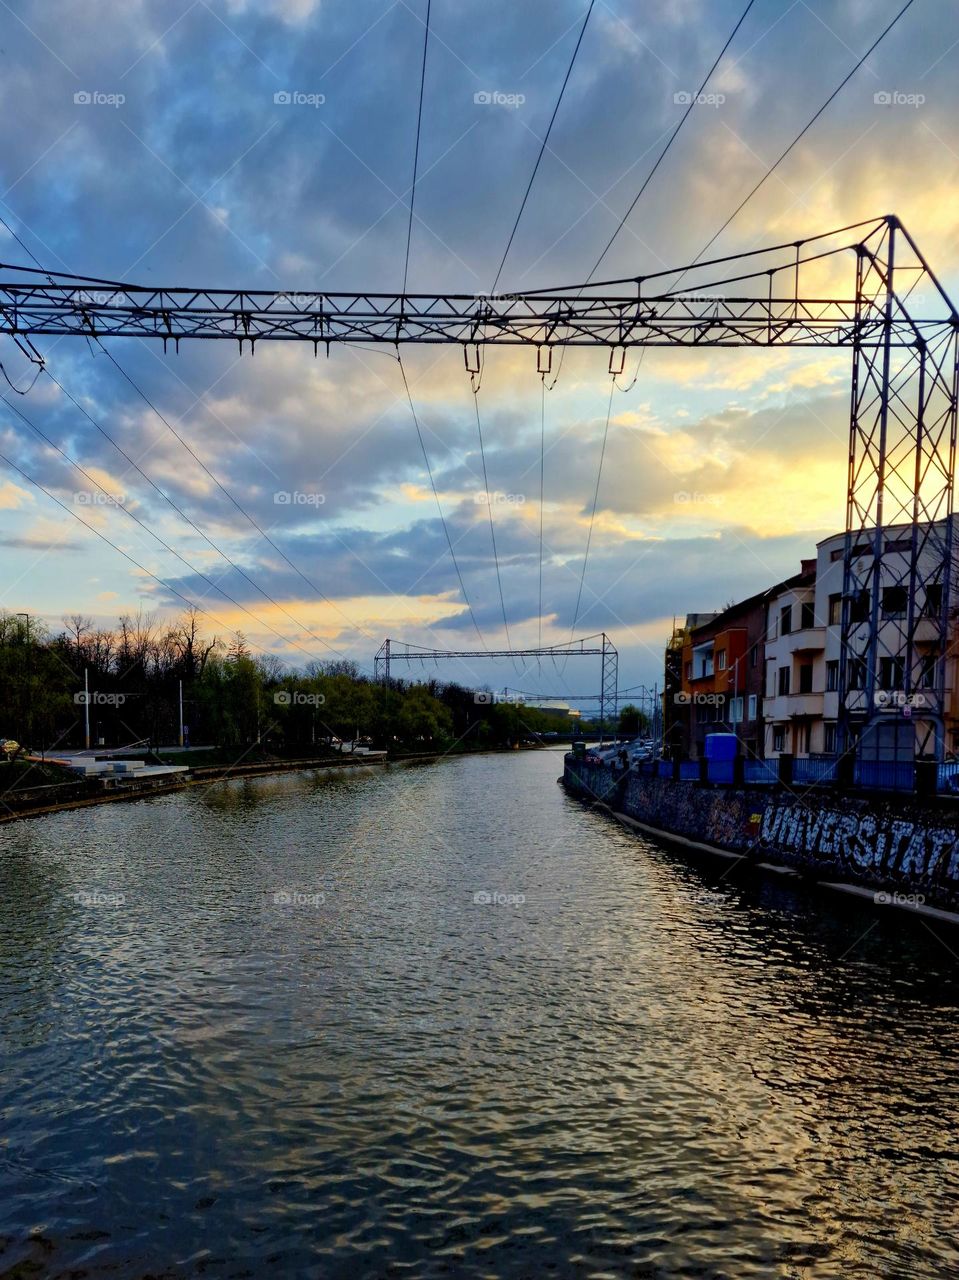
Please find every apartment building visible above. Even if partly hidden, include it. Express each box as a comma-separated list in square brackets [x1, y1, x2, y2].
[673, 595, 768, 760]
[762, 560, 825, 757]
[667, 519, 959, 764]
[763, 524, 959, 760]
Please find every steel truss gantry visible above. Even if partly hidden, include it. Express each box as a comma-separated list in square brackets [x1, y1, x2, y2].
[1, 214, 956, 758]
[374, 635, 619, 740]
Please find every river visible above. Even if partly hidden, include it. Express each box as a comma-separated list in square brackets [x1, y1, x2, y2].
[1, 748, 958, 1278]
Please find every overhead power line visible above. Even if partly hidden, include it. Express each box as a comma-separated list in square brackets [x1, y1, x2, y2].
[0, 210, 372, 657]
[38, 364, 355, 663]
[586, 0, 759, 283]
[490, 0, 595, 294]
[2, 394, 340, 667]
[398, 354, 486, 648]
[687, 0, 917, 270]
[570, 376, 615, 635]
[471, 384, 513, 651]
[96, 345, 374, 644]
[404, 0, 432, 294]
[0, 444, 313, 675]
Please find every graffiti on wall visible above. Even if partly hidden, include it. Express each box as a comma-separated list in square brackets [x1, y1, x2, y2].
[565, 757, 959, 902]
[758, 804, 959, 882]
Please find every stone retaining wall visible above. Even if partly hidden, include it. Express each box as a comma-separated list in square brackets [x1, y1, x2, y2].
[563, 756, 959, 910]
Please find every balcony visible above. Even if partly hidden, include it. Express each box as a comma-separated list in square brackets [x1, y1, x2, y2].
[764, 692, 824, 721]
[781, 627, 826, 655]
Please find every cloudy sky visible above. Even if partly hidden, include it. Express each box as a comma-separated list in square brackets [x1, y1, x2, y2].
[0, 0, 956, 697]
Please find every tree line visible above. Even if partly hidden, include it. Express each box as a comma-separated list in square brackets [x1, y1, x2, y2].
[0, 609, 580, 754]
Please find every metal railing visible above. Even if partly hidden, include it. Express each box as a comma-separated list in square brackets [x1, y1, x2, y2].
[793, 755, 840, 786]
[854, 760, 915, 792]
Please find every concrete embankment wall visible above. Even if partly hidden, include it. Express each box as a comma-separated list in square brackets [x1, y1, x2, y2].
[564, 757, 959, 911]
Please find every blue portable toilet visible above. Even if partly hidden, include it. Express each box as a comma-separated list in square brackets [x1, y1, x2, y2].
[704, 732, 738, 761]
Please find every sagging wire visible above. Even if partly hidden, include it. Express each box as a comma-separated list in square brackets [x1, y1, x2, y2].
[538, 373, 546, 656]
[403, 0, 432, 295]
[398, 351, 487, 650]
[0, 360, 43, 396]
[570, 375, 616, 638]
[612, 348, 645, 393]
[470, 373, 517, 665]
[490, 0, 596, 295]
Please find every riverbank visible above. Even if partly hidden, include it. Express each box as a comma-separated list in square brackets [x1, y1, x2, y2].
[0, 741, 555, 824]
[563, 754, 959, 915]
[0, 753, 388, 824]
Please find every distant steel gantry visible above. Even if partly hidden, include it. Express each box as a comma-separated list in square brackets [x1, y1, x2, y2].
[0, 214, 956, 758]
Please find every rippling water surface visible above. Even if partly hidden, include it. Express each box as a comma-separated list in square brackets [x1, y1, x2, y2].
[2, 749, 959, 1278]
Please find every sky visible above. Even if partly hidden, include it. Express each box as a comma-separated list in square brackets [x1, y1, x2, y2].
[0, 0, 957, 700]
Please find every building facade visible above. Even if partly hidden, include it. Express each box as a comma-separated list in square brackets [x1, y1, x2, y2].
[668, 521, 959, 764]
[760, 525, 958, 761]
[673, 595, 768, 761]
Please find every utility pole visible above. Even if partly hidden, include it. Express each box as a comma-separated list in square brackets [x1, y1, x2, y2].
[84, 667, 91, 750]
[16, 613, 28, 747]
[178, 679, 184, 748]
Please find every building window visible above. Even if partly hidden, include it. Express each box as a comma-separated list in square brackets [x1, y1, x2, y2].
[748, 694, 758, 721]
[826, 660, 839, 692]
[882, 585, 908, 619]
[921, 653, 938, 689]
[849, 658, 866, 690]
[780, 604, 792, 636]
[823, 722, 837, 754]
[828, 593, 842, 626]
[800, 600, 815, 629]
[685, 661, 692, 679]
[773, 724, 786, 753]
[800, 722, 812, 755]
[879, 656, 905, 689]
[716, 648, 726, 671]
[849, 590, 870, 624]
[778, 666, 791, 697]
[798, 663, 813, 694]
[922, 584, 943, 618]
[751, 646, 758, 667]
[730, 696, 743, 724]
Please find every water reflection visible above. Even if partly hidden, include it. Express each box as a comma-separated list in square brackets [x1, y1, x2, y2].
[0, 749, 957, 1277]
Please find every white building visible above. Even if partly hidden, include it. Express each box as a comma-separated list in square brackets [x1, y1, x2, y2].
[763, 524, 958, 760]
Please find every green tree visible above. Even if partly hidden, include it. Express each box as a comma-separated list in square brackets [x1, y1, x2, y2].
[618, 704, 649, 737]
